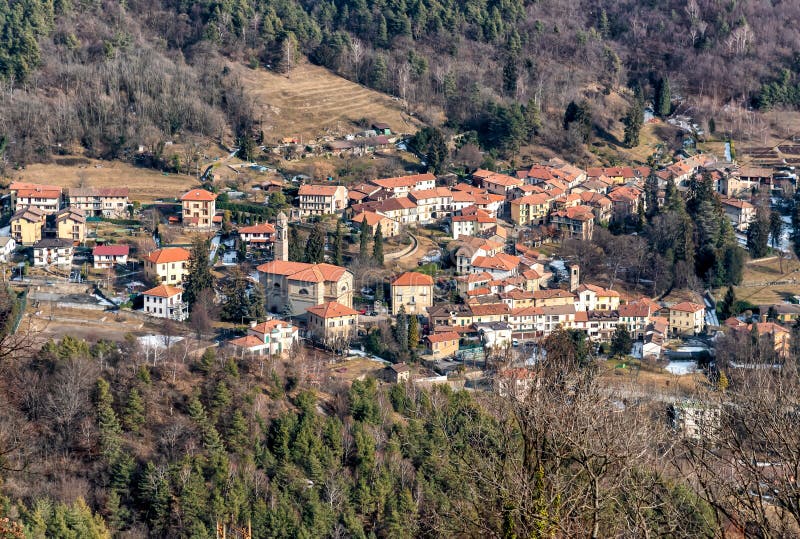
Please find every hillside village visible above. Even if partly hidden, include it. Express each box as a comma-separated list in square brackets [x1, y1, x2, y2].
[2, 139, 797, 393]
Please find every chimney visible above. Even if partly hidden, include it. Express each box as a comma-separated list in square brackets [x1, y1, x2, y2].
[761, 313, 767, 323]
[569, 264, 580, 292]
[249, 321, 257, 328]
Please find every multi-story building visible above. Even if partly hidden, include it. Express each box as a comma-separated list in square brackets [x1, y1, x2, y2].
[229, 319, 299, 357]
[32, 238, 73, 267]
[68, 187, 129, 217]
[451, 208, 496, 239]
[720, 198, 756, 231]
[142, 284, 188, 321]
[573, 283, 621, 311]
[391, 271, 434, 316]
[306, 301, 359, 349]
[257, 260, 354, 316]
[550, 205, 595, 240]
[510, 193, 552, 226]
[351, 211, 400, 237]
[92, 244, 130, 269]
[0, 237, 15, 263]
[668, 302, 705, 336]
[10, 182, 62, 214]
[10, 206, 46, 245]
[238, 223, 276, 251]
[55, 208, 86, 244]
[181, 189, 217, 227]
[297, 184, 348, 216]
[370, 173, 436, 197]
[408, 187, 453, 223]
[425, 332, 460, 359]
[144, 247, 190, 285]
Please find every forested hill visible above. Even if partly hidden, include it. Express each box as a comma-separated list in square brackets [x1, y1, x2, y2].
[1, 0, 799, 164]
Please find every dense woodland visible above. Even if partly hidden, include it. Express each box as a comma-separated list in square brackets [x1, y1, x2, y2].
[0, 0, 800, 164]
[0, 323, 798, 538]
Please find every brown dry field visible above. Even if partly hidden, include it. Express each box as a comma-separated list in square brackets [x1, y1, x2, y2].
[726, 256, 800, 305]
[231, 61, 423, 142]
[7, 158, 199, 203]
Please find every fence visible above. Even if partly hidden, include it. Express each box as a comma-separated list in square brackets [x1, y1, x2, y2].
[11, 287, 28, 334]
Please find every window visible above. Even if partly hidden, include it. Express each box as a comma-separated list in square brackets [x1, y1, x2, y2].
[298, 288, 309, 295]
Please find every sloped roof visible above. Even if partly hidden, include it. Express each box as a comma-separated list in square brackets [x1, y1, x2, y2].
[371, 173, 436, 189]
[238, 223, 276, 234]
[181, 189, 217, 202]
[143, 284, 183, 298]
[670, 301, 705, 313]
[306, 301, 359, 318]
[144, 247, 190, 264]
[93, 244, 130, 256]
[298, 184, 345, 196]
[426, 331, 460, 343]
[392, 272, 434, 287]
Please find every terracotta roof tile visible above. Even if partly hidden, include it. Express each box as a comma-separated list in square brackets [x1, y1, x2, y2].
[181, 189, 217, 202]
[306, 301, 358, 318]
[143, 284, 183, 298]
[392, 271, 434, 287]
[145, 247, 190, 264]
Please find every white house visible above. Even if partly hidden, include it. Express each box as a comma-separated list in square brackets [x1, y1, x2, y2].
[142, 284, 188, 321]
[0, 237, 16, 263]
[228, 319, 299, 357]
[92, 244, 130, 269]
[32, 238, 73, 267]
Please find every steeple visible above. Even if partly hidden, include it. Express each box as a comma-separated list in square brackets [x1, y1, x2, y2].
[275, 211, 289, 262]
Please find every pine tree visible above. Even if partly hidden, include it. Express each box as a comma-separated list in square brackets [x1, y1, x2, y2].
[408, 314, 419, 350]
[95, 379, 122, 459]
[306, 222, 326, 263]
[720, 286, 737, 320]
[373, 224, 384, 266]
[237, 238, 247, 262]
[769, 209, 784, 271]
[656, 76, 671, 117]
[122, 387, 145, 433]
[524, 98, 542, 141]
[359, 218, 370, 260]
[289, 226, 304, 262]
[645, 172, 660, 219]
[623, 99, 644, 147]
[717, 370, 729, 392]
[184, 237, 212, 308]
[333, 219, 344, 266]
[610, 324, 632, 357]
[395, 305, 409, 352]
[747, 205, 770, 259]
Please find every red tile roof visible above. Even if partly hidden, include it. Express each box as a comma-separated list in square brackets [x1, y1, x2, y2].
[371, 173, 435, 189]
[306, 301, 359, 318]
[426, 332, 460, 343]
[229, 335, 266, 349]
[257, 261, 347, 282]
[239, 223, 276, 234]
[298, 184, 346, 196]
[670, 302, 704, 313]
[93, 244, 130, 256]
[392, 272, 434, 287]
[181, 189, 217, 202]
[145, 247, 190, 264]
[143, 284, 182, 298]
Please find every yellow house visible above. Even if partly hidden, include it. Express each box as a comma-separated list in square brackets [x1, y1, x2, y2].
[144, 247, 191, 285]
[391, 271, 434, 315]
[55, 208, 86, 244]
[10, 206, 46, 246]
[306, 301, 359, 349]
[425, 332, 460, 359]
[668, 302, 705, 336]
[181, 189, 217, 228]
[510, 193, 552, 226]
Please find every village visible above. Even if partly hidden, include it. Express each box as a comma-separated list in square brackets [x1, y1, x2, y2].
[1, 129, 798, 422]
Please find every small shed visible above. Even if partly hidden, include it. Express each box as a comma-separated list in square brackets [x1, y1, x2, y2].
[372, 122, 392, 135]
[383, 362, 410, 383]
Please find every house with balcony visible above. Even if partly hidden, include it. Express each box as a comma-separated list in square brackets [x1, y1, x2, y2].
[68, 187, 129, 217]
[33, 238, 73, 267]
[181, 189, 217, 227]
[55, 208, 86, 244]
[298, 184, 349, 216]
[92, 244, 130, 269]
[229, 319, 299, 357]
[391, 271, 434, 316]
[142, 284, 188, 321]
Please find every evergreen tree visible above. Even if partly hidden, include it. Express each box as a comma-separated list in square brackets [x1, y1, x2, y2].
[792, 194, 800, 259]
[184, 237, 213, 308]
[408, 314, 419, 350]
[656, 76, 671, 117]
[237, 239, 247, 262]
[623, 98, 644, 147]
[395, 305, 409, 352]
[359, 219, 370, 260]
[373, 224, 384, 266]
[502, 55, 518, 97]
[720, 286, 737, 320]
[524, 97, 542, 141]
[333, 219, 344, 266]
[412, 127, 448, 174]
[306, 222, 326, 264]
[221, 268, 253, 323]
[122, 387, 145, 433]
[610, 324, 632, 357]
[95, 379, 122, 459]
[769, 209, 784, 270]
[563, 100, 592, 142]
[747, 205, 770, 259]
[289, 226, 305, 262]
[644, 172, 660, 219]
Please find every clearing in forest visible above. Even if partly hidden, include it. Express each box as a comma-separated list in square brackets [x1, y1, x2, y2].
[232, 62, 423, 142]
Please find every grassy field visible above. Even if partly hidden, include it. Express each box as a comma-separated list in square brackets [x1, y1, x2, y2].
[232, 61, 423, 142]
[726, 256, 800, 305]
[7, 158, 199, 203]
